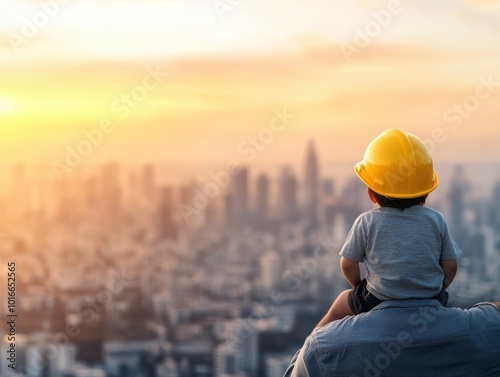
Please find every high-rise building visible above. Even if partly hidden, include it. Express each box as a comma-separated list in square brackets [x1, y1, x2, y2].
[180, 185, 194, 207]
[254, 173, 269, 226]
[156, 357, 179, 377]
[127, 171, 140, 206]
[225, 193, 234, 228]
[159, 186, 177, 240]
[304, 140, 319, 229]
[49, 343, 77, 377]
[56, 178, 76, 226]
[227, 167, 249, 229]
[279, 167, 298, 224]
[214, 322, 258, 377]
[448, 165, 470, 238]
[33, 161, 49, 212]
[0, 334, 41, 377]
[178, 184, 197, 227]
[265, 354, 292, 377]
[214, 344, 243, 377]
[322, 178, 335, 197]
[1, 335, 19, 375]
[322, 178, 337, 227]
[101, 162, 122, 229]
[341, 177, 368, 231]
[84, 175, 99, 208]
[488, 180, 500, 230]
[260, 251, 282, 291]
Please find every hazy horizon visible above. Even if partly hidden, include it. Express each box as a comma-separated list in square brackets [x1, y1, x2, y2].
[1, 159, 498, 201]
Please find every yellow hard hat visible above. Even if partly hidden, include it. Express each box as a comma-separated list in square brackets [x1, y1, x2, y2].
[354, 129, 439, 199]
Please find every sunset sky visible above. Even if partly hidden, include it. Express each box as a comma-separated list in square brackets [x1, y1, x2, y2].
[1, 0, 500, 180]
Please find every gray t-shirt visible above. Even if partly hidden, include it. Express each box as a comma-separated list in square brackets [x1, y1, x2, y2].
[339, 205, 462, 300]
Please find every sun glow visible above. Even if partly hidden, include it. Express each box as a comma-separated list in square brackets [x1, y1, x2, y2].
[0, 99, 11, 116]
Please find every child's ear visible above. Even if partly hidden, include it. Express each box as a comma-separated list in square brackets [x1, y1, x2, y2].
[367, 188, 378, 204]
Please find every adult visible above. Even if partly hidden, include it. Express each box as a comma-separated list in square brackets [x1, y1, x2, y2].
[284, 299, 500, 377]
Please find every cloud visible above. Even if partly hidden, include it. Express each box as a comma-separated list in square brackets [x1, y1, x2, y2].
[1, 31, 500, 165]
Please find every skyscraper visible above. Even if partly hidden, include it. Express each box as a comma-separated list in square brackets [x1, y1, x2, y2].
[158, 186, 177, 240]
[224, 193, 235, 228]
[448, 165, 470, 238]
[228, 167, 249, 229]
[254, 173, 269, 226]
[304, 140, 319, 229]
[279, 166, 298, 224]
[488, 180, 500, 230]
[101, 162, 122, 229]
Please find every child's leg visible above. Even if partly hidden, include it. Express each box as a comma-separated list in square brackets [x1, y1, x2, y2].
[315, 290, 354, 329]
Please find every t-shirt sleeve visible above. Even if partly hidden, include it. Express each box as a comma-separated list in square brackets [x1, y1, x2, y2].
[440, 218, 462, 260]
[339, 214, 366, 263]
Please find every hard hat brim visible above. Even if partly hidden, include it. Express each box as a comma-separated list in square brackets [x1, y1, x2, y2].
[354, 162, 439, 199]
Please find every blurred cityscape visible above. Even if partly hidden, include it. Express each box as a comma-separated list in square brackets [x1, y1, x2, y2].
[1, 141, 499, 377]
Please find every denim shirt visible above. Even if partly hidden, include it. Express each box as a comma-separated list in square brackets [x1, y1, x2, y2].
[284, 300, 500, 377]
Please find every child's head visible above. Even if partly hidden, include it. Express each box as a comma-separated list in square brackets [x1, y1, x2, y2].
[355, 129, 438, 206]
[367, 188, 428, 211]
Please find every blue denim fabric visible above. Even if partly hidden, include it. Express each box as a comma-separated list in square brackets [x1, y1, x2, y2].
[284, 300, 500, 377]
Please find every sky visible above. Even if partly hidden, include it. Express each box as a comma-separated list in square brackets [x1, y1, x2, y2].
[0, 0, 500, 181]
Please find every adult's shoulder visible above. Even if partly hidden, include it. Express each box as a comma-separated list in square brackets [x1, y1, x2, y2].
[312, 301, 500, 350]
[444, 302, 500, 332]
[469, 302, 500, 325]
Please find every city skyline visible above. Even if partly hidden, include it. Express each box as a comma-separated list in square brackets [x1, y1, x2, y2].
[0, 134, 499, 376]
[1, 153, 500, 201]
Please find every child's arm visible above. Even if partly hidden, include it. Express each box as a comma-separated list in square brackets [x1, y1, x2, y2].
[440, 259, 458, 288]
[341, 257, 361, 288]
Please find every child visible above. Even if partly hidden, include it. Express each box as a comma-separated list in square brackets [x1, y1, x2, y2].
[316, 129, 461, 327]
